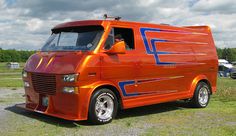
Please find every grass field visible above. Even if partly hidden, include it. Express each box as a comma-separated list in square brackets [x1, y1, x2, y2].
[0, 62, 235, 136]
[0, 63, 24, 88]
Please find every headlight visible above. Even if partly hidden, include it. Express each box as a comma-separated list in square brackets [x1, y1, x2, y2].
[24, 81, 30, 87]
[22, 70, 27, 78]
[63, 74, 78, 82]
[62, 87, 78, 94]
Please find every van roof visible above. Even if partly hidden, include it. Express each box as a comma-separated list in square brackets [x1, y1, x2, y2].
[53, 20, 104, 29]
[52, 20, 210, 33]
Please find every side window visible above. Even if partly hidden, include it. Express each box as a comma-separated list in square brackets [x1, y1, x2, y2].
[104, 28, 114, 50]
[104, 27, 135, 50]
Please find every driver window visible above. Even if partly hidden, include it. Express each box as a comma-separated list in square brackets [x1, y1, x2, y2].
[104, 27, 135, 50]
[104, 28, 114, 50]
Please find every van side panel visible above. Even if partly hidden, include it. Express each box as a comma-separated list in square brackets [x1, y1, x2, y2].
[121, 25, 217, 109]
[190, 27, 218, 93]
[21, 20, 218, 121]
[137, 27, 199, 94]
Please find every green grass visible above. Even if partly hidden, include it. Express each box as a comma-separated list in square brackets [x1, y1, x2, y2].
[0, 64, 235, 136]
[140, 78, 236, 136]
[0, 62, 25, 73]
[141, 101, 236, 136]
[0, 63, 24, 88]
[213, 78, 236, 102]
[0, 79, 23, 88]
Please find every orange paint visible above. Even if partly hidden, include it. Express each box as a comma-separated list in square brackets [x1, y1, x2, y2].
[19, 20, 218, 121]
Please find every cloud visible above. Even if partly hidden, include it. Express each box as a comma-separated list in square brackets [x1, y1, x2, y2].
[192, 0, 236, 14]
[0, 0, 6, 8]
[26, 18, 43, 32]
[0, 0, 235, 50]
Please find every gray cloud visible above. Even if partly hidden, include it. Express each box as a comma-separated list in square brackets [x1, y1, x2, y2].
[192, 0, 236, 14]
[0, 0, 235, 50]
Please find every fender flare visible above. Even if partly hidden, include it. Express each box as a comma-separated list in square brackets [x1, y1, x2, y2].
[86, 81, 121, 101]
[189, 75, 209, 96]
[79, 81, 122, 119]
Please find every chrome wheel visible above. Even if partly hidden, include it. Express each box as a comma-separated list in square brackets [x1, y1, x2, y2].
[190, 82, 210, 108]
[95, 94, 114, 120]
[198, 87, 209, 106]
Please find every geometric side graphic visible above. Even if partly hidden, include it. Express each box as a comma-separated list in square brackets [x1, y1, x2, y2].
[140, 27, 206, 65]
[118, 27, 206, 97]
[118, 76, 184, 97]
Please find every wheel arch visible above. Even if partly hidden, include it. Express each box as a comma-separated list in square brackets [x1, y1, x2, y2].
[198, 79, 212, 94]
[91, 84, 123, 110]
[190, 75, 212, 96]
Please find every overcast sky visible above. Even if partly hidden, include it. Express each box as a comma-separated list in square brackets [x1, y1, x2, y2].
[0, 0, 236, 50]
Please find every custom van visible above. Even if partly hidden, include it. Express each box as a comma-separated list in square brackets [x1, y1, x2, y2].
[18, 19, 218, 124]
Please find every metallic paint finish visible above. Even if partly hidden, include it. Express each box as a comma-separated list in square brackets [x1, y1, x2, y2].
[35, 57, 43, 69]
[45, 56, 55, 68]
[118, 80, 138, 97]
[118, 76, 184, 97]
[140, 28, 208, 65]
[20, 20, 218, 121]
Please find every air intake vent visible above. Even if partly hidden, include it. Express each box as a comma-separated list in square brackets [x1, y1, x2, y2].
[31, 73, 56, 95]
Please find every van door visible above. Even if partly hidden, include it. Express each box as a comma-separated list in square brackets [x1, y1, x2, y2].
[100, 27, 138, 97]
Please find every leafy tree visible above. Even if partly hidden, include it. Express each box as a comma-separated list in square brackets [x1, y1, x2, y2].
[0, 49, 35, 62]
[216, 48, 223, 59]
[222, 48, 234, 62]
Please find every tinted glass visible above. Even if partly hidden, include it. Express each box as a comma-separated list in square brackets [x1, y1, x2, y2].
[42, 26, 104, 51]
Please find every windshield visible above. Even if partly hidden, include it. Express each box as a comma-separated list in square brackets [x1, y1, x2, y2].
[41, 26, 104, 51]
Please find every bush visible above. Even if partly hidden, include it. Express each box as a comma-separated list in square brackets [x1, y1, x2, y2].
[0, 49, 35, 62]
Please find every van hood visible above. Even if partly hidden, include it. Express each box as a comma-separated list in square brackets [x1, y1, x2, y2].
[24, 52, 87, 74]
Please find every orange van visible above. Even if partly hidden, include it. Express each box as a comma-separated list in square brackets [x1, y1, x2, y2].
[19, 19, 218, 124]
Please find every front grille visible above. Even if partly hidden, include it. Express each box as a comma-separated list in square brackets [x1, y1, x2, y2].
[31, 73, 56, 95]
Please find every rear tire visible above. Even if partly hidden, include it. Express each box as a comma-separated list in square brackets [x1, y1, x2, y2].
[88, 88, 118, 124]
[190, 82, 210, 108]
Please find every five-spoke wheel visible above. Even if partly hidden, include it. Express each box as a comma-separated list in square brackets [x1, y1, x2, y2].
[89, 88, 118, 124]
[191, 82, 211, 108]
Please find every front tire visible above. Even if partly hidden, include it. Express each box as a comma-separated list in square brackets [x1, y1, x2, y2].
[190, 82, 211, 108]
[88, 88, 118, 124]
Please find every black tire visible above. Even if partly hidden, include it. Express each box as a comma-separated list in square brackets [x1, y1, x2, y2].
[88, 88, 118, 124]
[230, 74, 236, 79]
[190, 82, 211, 108]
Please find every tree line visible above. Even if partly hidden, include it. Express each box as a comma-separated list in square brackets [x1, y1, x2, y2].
[217, 48, 236, 63]
[0, 48, 35, 62]
[0, 47, 236, 63]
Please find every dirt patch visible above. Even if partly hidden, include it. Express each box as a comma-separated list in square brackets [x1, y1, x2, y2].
[0, 88, 24, 118]
[0, 88, 24, 97]
[0, 105, 7, 119]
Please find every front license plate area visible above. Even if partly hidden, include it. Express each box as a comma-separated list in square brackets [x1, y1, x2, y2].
[42, 96, 49, 107]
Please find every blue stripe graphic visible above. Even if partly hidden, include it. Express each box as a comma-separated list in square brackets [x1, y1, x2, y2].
[140, 28, 176, 65]
[118, 80, 138, 97]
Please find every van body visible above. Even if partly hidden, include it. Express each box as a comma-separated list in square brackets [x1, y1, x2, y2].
[19, 20, 218, 124]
